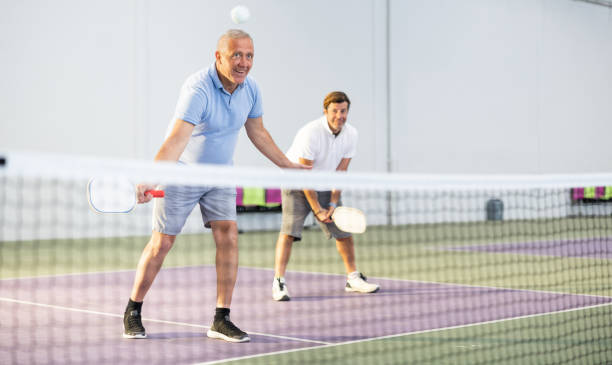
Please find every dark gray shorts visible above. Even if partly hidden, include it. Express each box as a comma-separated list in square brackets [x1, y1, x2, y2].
[280, 189, 352, 241]
[153, 185, 236, 236]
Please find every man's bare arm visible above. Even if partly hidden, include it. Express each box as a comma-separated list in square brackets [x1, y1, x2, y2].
[298, 158, 332, 223]
[154, 119, 195, 162]
[329, 157, 351, 208]
[137, 119, 195, 203]
[245, 116, 310, 169]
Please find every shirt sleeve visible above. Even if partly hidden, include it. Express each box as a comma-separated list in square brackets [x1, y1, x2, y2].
[344, 127, 358, 158]
[292, 126, 317, 161]
[173, 83, 208, 125]
[248, 81, 264, 119]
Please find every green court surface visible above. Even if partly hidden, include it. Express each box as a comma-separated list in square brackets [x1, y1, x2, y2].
[3, 217, 611, 295]
[223, 305, 612, 364]
[2, 216, 612, 364]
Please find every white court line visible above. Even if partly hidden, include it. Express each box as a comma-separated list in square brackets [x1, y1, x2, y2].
[0, 296, 330, 345]
[3, 263, 611, 300]
[239, 265, 612, 300]
[3, 266, 611, 362]
[0, 268, 137, 282]
[0, 263, 205, 281]
[195, 301, 612, 365]
[398, 276, 612, 300]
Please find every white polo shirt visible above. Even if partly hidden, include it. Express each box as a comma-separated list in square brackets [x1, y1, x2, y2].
[286, 116, 358, 171]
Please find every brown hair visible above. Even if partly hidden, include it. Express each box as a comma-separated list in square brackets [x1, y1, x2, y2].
[323, 91, 351, 110]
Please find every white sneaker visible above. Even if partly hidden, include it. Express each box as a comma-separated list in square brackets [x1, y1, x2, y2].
[272, 277, 290, 301]
[345, 272, 380, 293]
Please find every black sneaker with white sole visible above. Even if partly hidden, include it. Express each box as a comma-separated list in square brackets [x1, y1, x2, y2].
[123, 309, 147, 339]
[207, 315, 250, 343]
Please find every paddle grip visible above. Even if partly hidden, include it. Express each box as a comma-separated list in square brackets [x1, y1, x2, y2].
[145, 190, 165, 198]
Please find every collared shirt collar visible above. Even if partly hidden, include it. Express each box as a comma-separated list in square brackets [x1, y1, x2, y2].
[209, 62, 245, 93]
[320, 116, 342, 137]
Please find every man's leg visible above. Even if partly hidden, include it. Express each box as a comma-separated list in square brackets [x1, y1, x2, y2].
[209, 220, 239, 308]
[124, 231, 176, 338]
[272, 189, 308, 301]
[131, 231, 177, 301]
[274, 234, 295, 278]
[335, 236, 356, 274]
[336, 235, 380, 294]
[272, 234, 294, 301]
[206, 220, 249, 343]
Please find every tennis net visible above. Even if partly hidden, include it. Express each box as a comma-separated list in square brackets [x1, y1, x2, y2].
[1, 150, 612, 364]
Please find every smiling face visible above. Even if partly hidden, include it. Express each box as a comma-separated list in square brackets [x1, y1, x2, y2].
[215, 36, 254, 92]
[324, 101, 349, 135]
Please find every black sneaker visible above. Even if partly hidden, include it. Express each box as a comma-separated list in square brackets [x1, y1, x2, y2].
[207, 315, 250, 343]
[123, 309, 147, 339]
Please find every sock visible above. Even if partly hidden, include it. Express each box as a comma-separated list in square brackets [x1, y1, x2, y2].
[126, 298, 143, 314]
[214, 307, 230, 322]
[348, 271, 360, 280]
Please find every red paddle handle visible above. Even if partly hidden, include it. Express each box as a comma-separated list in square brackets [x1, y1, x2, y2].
[145, 190, 165, 198]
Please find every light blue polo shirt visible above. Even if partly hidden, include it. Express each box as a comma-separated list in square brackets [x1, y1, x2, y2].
[171, 63, 263, 165]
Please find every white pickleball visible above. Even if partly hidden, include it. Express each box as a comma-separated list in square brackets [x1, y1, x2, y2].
[230, 5, 250, 24]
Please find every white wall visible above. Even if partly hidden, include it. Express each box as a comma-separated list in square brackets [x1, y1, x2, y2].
[390, 0, 612, 173]
[0, 1, 139, 155]
[1, 0, 611, 174]
[0, 0, 388, 172]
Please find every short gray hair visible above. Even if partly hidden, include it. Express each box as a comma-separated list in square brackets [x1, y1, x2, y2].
[217, 29, 252, 49]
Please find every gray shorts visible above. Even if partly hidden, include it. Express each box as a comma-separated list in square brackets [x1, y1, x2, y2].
[280, 189, 352, 241]
[153, 185, 236, 235]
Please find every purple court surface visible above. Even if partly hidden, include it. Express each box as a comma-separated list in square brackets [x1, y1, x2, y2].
[1, 265, 611, 364]
[446, 237, 612, 259]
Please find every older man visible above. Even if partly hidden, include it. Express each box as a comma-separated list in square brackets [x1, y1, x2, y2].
[123, 29, 307, 343]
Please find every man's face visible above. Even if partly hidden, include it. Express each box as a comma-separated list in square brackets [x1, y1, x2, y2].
[216, 37, 254, 85]
[324, 101, 349, 134]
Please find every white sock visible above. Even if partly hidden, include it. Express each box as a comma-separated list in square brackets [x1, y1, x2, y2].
[348, 271, 360, 279]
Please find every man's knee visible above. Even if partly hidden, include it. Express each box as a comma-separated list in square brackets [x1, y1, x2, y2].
[336, 235, 353, 245]
[278, 234, 295, 246]
[149, 232, 176, 256]
[210, 221, 238, 245]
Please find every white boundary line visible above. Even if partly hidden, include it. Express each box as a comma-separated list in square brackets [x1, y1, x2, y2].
[0, 268, 137, 282]
[2, 265, 612, 362]
[3, 263, 611, 300]
[0, 263, 205, 282]
[195, 301, 612, 365]
[238, 265, 612, 300]
[0, 296, 330, 345]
